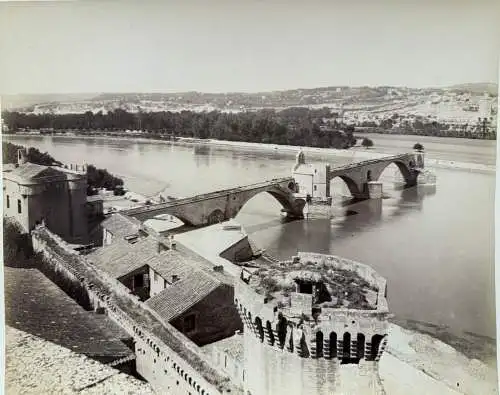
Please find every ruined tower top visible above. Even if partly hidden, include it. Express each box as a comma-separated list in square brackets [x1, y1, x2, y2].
[17, 148, 28, 166]
[293, 149, 306, 172]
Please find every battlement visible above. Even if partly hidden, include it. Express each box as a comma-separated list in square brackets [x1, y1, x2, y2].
[235, 252, 389, 363]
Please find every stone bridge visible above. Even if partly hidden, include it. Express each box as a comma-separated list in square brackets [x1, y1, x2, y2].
[123, 177, 305, 226]
[327, 153, 419, 199]
[123, 154, 419, 226]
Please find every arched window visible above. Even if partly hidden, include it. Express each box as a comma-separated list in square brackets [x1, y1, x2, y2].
[316, 331, 324, 358]
[255, 317, 264, 342]
[371, 334, 384, 360]
[329, 332, 337, 358]
[266, 321, 275, 346]
[277, 314, 287, 349]
[342, 332, 351, 362]
[356, 333, 365, 360]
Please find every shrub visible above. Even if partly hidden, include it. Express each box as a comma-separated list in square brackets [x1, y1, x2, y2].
[361, 137, 374, 148]
[413, 143, 424, 151]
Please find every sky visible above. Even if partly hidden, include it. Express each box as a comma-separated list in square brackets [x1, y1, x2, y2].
[0, 0, 499, 94]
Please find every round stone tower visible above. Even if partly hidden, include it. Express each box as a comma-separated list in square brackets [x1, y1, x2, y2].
[235, 252, 390, 395]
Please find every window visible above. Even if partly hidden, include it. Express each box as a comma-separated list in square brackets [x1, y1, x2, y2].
[314, 185, 317, 191]
[164, 279, 167, 288]
[184, 314, 196, 333]
[6, 195, 9, 209]
[154, 271, 158, 282]
[17, 199, 21, 214]
[134, 274, 144, 288]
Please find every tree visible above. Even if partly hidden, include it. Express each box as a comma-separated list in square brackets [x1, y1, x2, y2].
[413, 143, 424, 151]
[361, 137, 374, 148]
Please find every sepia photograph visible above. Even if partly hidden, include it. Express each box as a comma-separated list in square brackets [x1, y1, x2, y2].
[0, 0, 499, 394]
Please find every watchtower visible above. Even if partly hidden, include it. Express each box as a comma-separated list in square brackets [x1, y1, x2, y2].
[235, 252, 390, 395]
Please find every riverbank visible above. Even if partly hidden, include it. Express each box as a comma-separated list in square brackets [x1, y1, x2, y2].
[6, 133, 496, 174]
[381, 323, 497, 395]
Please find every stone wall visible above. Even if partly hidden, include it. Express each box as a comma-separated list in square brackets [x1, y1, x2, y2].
[171, 285, 243, 347]
[209, 341, 246, 387]
[31, 226, 242, 395]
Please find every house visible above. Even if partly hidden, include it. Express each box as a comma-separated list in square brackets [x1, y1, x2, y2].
[88, 236, 159, 301]
[88, 228, 242, 345]
[3, 149, 88, 243]
[101, 213, 142, 246]
[145, 268, 240, 346]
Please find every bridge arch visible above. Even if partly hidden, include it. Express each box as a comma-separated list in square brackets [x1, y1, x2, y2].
[373, 159, 415, 185]
[328, 175, 362, 198]
[228, 186, 305, 223]
[149, 182, 304, 226]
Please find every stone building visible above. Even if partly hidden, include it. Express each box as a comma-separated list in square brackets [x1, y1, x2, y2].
[3, 148, 88, 243]
[233, 251, 390, 395]
[88, 220, 242, 346]
[292, 150, 331, 202]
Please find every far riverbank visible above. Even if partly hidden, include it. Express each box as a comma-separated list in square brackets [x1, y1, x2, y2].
[5, 133, 496, 174]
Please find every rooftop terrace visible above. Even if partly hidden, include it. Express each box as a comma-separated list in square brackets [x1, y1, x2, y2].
[246, 252, 385, 311]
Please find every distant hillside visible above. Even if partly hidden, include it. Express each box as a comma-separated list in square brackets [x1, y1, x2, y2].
[1, 93, 100, 110]
[2, 83, 497, 112]
[446, 82, 498, 96]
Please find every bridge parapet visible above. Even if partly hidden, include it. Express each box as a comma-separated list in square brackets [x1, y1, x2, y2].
[122, 177, 304, 225]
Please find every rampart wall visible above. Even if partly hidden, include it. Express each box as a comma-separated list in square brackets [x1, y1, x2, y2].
[31, 226, 242, 395]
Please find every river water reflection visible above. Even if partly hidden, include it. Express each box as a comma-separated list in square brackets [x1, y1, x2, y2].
[4, 135, 496, 338]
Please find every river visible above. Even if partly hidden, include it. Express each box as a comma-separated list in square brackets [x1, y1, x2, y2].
[3, 134, 496, 339]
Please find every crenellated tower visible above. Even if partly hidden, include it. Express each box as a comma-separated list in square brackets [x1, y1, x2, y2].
[235, 252, 390, 395]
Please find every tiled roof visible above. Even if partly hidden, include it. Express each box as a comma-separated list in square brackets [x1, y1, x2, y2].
[101, 213, 141, 237]
[88, 236, 158, 278]
[148, 249, 198, 283]
[4, 267, 133, 359]
[2, 163, 17, 172]
[5, 163, 67, 181]
[145, 272, 221, 322]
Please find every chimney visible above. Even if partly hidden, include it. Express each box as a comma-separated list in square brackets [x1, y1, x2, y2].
[17, 148, 27, 166]
[171, 275, 179, 283]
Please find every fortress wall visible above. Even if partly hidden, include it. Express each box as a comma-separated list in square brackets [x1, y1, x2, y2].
[31, 226, 241, 395]
[243, 331, 338, 395]
[209, 344, 246, 387]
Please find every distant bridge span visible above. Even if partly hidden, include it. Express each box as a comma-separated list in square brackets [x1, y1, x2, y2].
[122, 153, 419, 226]
[123, 177, 305, 225]
[326, 153, 419, 199]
